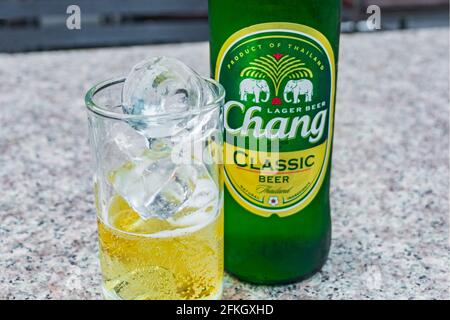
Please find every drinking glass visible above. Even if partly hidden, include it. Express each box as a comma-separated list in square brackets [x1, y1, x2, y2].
[85, 77, 224, 300]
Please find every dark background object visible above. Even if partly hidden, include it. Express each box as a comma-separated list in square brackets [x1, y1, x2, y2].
[0, 0, 448, 53]
[0, 0, 209, 52]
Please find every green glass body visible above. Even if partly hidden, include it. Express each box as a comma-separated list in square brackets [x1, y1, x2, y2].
[209, 0, 340, 284]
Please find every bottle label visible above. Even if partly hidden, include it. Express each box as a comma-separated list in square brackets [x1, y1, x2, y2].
[215, 22, 336, 218]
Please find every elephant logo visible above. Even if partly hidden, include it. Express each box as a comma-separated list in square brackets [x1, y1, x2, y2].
[238, 54, 314, 105]
[239, 78, 270, 103]
[240, 53, 313, 100]
[283, 79, 313, 103]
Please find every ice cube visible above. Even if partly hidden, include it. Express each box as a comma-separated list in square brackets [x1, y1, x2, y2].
[111, 122, 149, 159]
[109, 57, 221, 221]
[101, 121, 150, 175]
[121, 57, 204, 138]
[168, 108, 221, 184]
[141, 164, 198, 219]
[167, 164, 219, 228]
[110, 151, 203, 220]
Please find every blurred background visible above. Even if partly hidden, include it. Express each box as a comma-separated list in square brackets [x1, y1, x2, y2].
[0, 0, 448, 53]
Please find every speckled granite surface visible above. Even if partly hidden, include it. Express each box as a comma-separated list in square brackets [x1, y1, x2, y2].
[0, 28, 449, 300]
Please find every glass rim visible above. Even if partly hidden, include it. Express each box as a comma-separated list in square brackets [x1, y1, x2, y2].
[84, 76, 225, 121]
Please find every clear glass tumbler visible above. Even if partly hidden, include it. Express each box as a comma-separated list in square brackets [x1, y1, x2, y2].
[85, 77, 224, 300]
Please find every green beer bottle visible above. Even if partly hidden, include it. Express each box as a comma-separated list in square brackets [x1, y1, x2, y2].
[209, 0, 340, 284]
